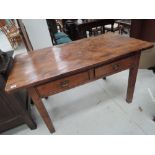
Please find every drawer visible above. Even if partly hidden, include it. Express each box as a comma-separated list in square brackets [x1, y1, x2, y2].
[36, 71, 89, 97]
[95, 55, 136, 78]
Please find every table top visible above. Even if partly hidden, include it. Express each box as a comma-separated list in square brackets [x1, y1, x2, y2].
[75, 19, 115, 25]
[5, 33, 154, 92]
[75, 20, 115, 31]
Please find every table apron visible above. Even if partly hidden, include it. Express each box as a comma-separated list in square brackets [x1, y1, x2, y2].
[35, 54, 138, 98]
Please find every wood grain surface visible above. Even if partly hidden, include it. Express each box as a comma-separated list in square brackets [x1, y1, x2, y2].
[5, 33, 154, 92]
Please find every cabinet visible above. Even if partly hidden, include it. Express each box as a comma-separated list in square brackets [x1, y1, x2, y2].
[130, 19, 155, 68]
[0, 51, 36, 133]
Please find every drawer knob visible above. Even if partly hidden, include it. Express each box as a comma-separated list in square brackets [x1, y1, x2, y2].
[112, 64, 119, 70]
[60, 80, 69, 88]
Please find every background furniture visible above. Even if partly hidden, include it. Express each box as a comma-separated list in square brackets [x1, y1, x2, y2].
[63, 19, 116, 40]
[130, 19, 155, 69]
[130, 19, 155, 42]
[0, 20, 22, 49]
[0, 50, 36, 133]
[46, 19, 72, 45]
[116, 19, 131, 35]
[0, 19, 6, 27]
[5, 34, 153, 133]
[63, 20, 79, 40]
[16, 19, 33, 51]
[104, 23, 119, 33]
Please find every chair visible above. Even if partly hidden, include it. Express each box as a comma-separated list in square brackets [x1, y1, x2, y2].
[64, 20, 79, 40]
[104, 23, 119, 33]
[46, 19, 72, 45]
[116, 20, 131, 35]
[0, 20, 22, 49]
[70, 19, 116, 39]
[0, 19, 6, 27]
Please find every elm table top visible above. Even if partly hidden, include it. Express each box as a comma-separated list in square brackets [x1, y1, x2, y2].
[5, 33, 154, 92]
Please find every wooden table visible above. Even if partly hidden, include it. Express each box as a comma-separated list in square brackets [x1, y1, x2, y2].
[75, 19, 115, 39]
[5, 33, 153, 133]
[64, 19, 115, 40]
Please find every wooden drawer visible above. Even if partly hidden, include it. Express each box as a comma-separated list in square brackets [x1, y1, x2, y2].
[36, 72, 90, 97]
[95, 55, 136, 78]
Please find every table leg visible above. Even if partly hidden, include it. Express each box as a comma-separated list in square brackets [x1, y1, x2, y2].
[28, 87, 55, 133]
[126, 53, 141, 103]
[103, 77, 106, 80]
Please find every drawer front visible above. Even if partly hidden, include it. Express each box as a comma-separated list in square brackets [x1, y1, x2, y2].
[36, 72, 89, 97]
[95, 56, 136, 78]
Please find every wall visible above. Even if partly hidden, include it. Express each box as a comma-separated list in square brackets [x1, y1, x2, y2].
[22, 19, 52, 50]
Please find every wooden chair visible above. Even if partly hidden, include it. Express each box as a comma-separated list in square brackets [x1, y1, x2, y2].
[0, 19, 6, 28]
[104, 23, 119, 33]
[47, 19, 72, 45]
[0, 20, 22, 49]
[116, 20, 131, 35]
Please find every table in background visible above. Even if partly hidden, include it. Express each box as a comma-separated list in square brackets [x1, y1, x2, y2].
[64, 19, 115, 40]
[76, 19, 115, 38]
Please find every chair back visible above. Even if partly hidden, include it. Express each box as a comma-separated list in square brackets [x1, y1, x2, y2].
[46, 19, 58, 44]
[0, 20, 21, 49]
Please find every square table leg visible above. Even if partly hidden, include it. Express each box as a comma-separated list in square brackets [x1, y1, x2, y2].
[126, 52, 141, 103]
[28, 87, 55, 133]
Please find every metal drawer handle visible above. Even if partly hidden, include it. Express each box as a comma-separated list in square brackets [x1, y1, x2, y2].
[112, 64, 120, 70]
[60, 80, 69, 88]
